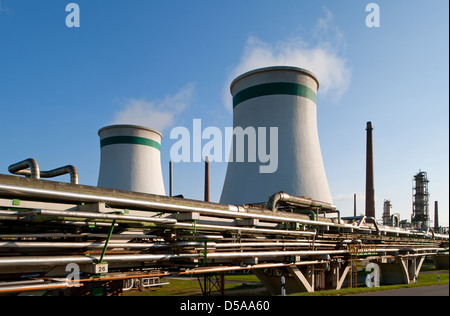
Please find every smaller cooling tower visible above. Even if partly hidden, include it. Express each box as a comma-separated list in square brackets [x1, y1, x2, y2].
[97, 125, 165, 195]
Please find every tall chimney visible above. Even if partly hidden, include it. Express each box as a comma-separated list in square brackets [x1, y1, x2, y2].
[365, 121, 375, 218]
[434, 201, 439, 229]
[204, 156, 210, 202]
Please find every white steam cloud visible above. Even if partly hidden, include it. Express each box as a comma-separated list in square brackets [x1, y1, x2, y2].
[112, 83, 195, 132]
[224, 8, 351, 111]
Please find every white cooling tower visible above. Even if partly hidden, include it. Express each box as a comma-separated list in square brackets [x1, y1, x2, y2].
[220, 66, 333, 205]
[97, 125, 166, 195]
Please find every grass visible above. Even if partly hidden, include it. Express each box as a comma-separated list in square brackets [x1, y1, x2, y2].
[123, 274, 269, 296]
[290, 268, 448, 296]
[123, 267, 448, 297]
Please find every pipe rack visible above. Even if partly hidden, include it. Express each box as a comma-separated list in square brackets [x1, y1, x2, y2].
[0, 174, 448, 295]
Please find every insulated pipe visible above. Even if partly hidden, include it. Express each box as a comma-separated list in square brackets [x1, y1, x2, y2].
[0, 241, 211, 249]
[29, 209, 315, 237]
[0, 248, 445, 267]
[8, 159, 40, 180]
[0, 183, 342, 228]
[268, 192, 336, 213]
[0, 182, 444, 238]
[40, 166, 79, 185]
[214, 242, 323, 248]
[31, 209, 177, 225]
[0, 281, 76, 293]
[0, 249, 349, 266]
[8, 160, 78, 184]
[2, 248, 443, 267]
[173, 222, 317, 237]
[30, 210, 316, 237]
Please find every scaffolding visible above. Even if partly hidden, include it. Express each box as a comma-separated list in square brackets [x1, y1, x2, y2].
[348, 244, 376, 288]
[382, 200, 392, 226]
[412, 171, 430, 228]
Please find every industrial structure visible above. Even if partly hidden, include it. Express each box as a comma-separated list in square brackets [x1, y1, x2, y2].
[220, 67, 333, 206]
[97, 125, 165, 196]
[411, 171, 430, 229]
[382, 200, 392, 226]
[0, 66, 448, 296]
[365, 122, 375, 219]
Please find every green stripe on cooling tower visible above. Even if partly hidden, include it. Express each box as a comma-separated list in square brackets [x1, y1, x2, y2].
[100, 136, 161, 151]
[233, 82, 317, 108]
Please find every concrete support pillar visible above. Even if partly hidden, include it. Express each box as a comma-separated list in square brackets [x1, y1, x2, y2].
[287, 265, 314, 293]
[433, 253, 449, 270]
[378, 256, 425, 285]
[251, 269, 282, 296]
[253, 261, 350, 295]
[327, 261, 350, 290]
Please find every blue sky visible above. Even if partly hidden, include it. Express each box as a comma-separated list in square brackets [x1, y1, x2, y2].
[0, 0, 448, 226]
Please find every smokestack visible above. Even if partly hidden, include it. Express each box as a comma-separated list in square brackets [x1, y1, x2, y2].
[97, 125, 165, 195]
[434, 201, 439, 229]
[365, 121, 375, 218]
[169, 161, 173, 197]
[354, 194, 357, 217]
[204, 156, 210, 202]
[220, 66, 333, 206]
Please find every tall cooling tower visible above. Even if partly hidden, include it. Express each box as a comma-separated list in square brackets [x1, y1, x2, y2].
[97, 125, 166, 195]
[220, 66, 333, 206]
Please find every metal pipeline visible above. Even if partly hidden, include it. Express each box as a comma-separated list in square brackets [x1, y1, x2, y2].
[0, 247, 444, 267]
[0, 281, 77, 293]
[0, 249, 349, 267]
[8, 159, 40, 180]
[0, 183, 342, 228]
[173, 222, 317, 237]
[0, 180, 447, 239]
[0, 241, 211, 249]
[31, 209, 177, 225]
[40, 165, 79, 185]
[215, 242, 323, 248]
[8, 159, 79, 184]
[28, 210, 315, 237]
[268, 192, 337, 212]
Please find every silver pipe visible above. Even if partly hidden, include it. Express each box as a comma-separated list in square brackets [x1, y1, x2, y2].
[8, 159, 40, 179]
[0, 250, 346, 266]
[268, 192, 337, 212]
[215, 242, 323, 248]
[1, 182, 447, 240]
[40, 165, 79, 185]
[0, 233, 158, 239]
[59, 221, 117, 227]
[0, 279, 45, 286]
[30, 210, 313, 236]
[8, 160, 78, 184]
[0, 241, 212, 249]
[173, 222, 317, 236]
[0, 247, 445, 267]
[32, 209, 177, 225]
[0, 281, 73, 293]
[0, 183, 342, 228]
